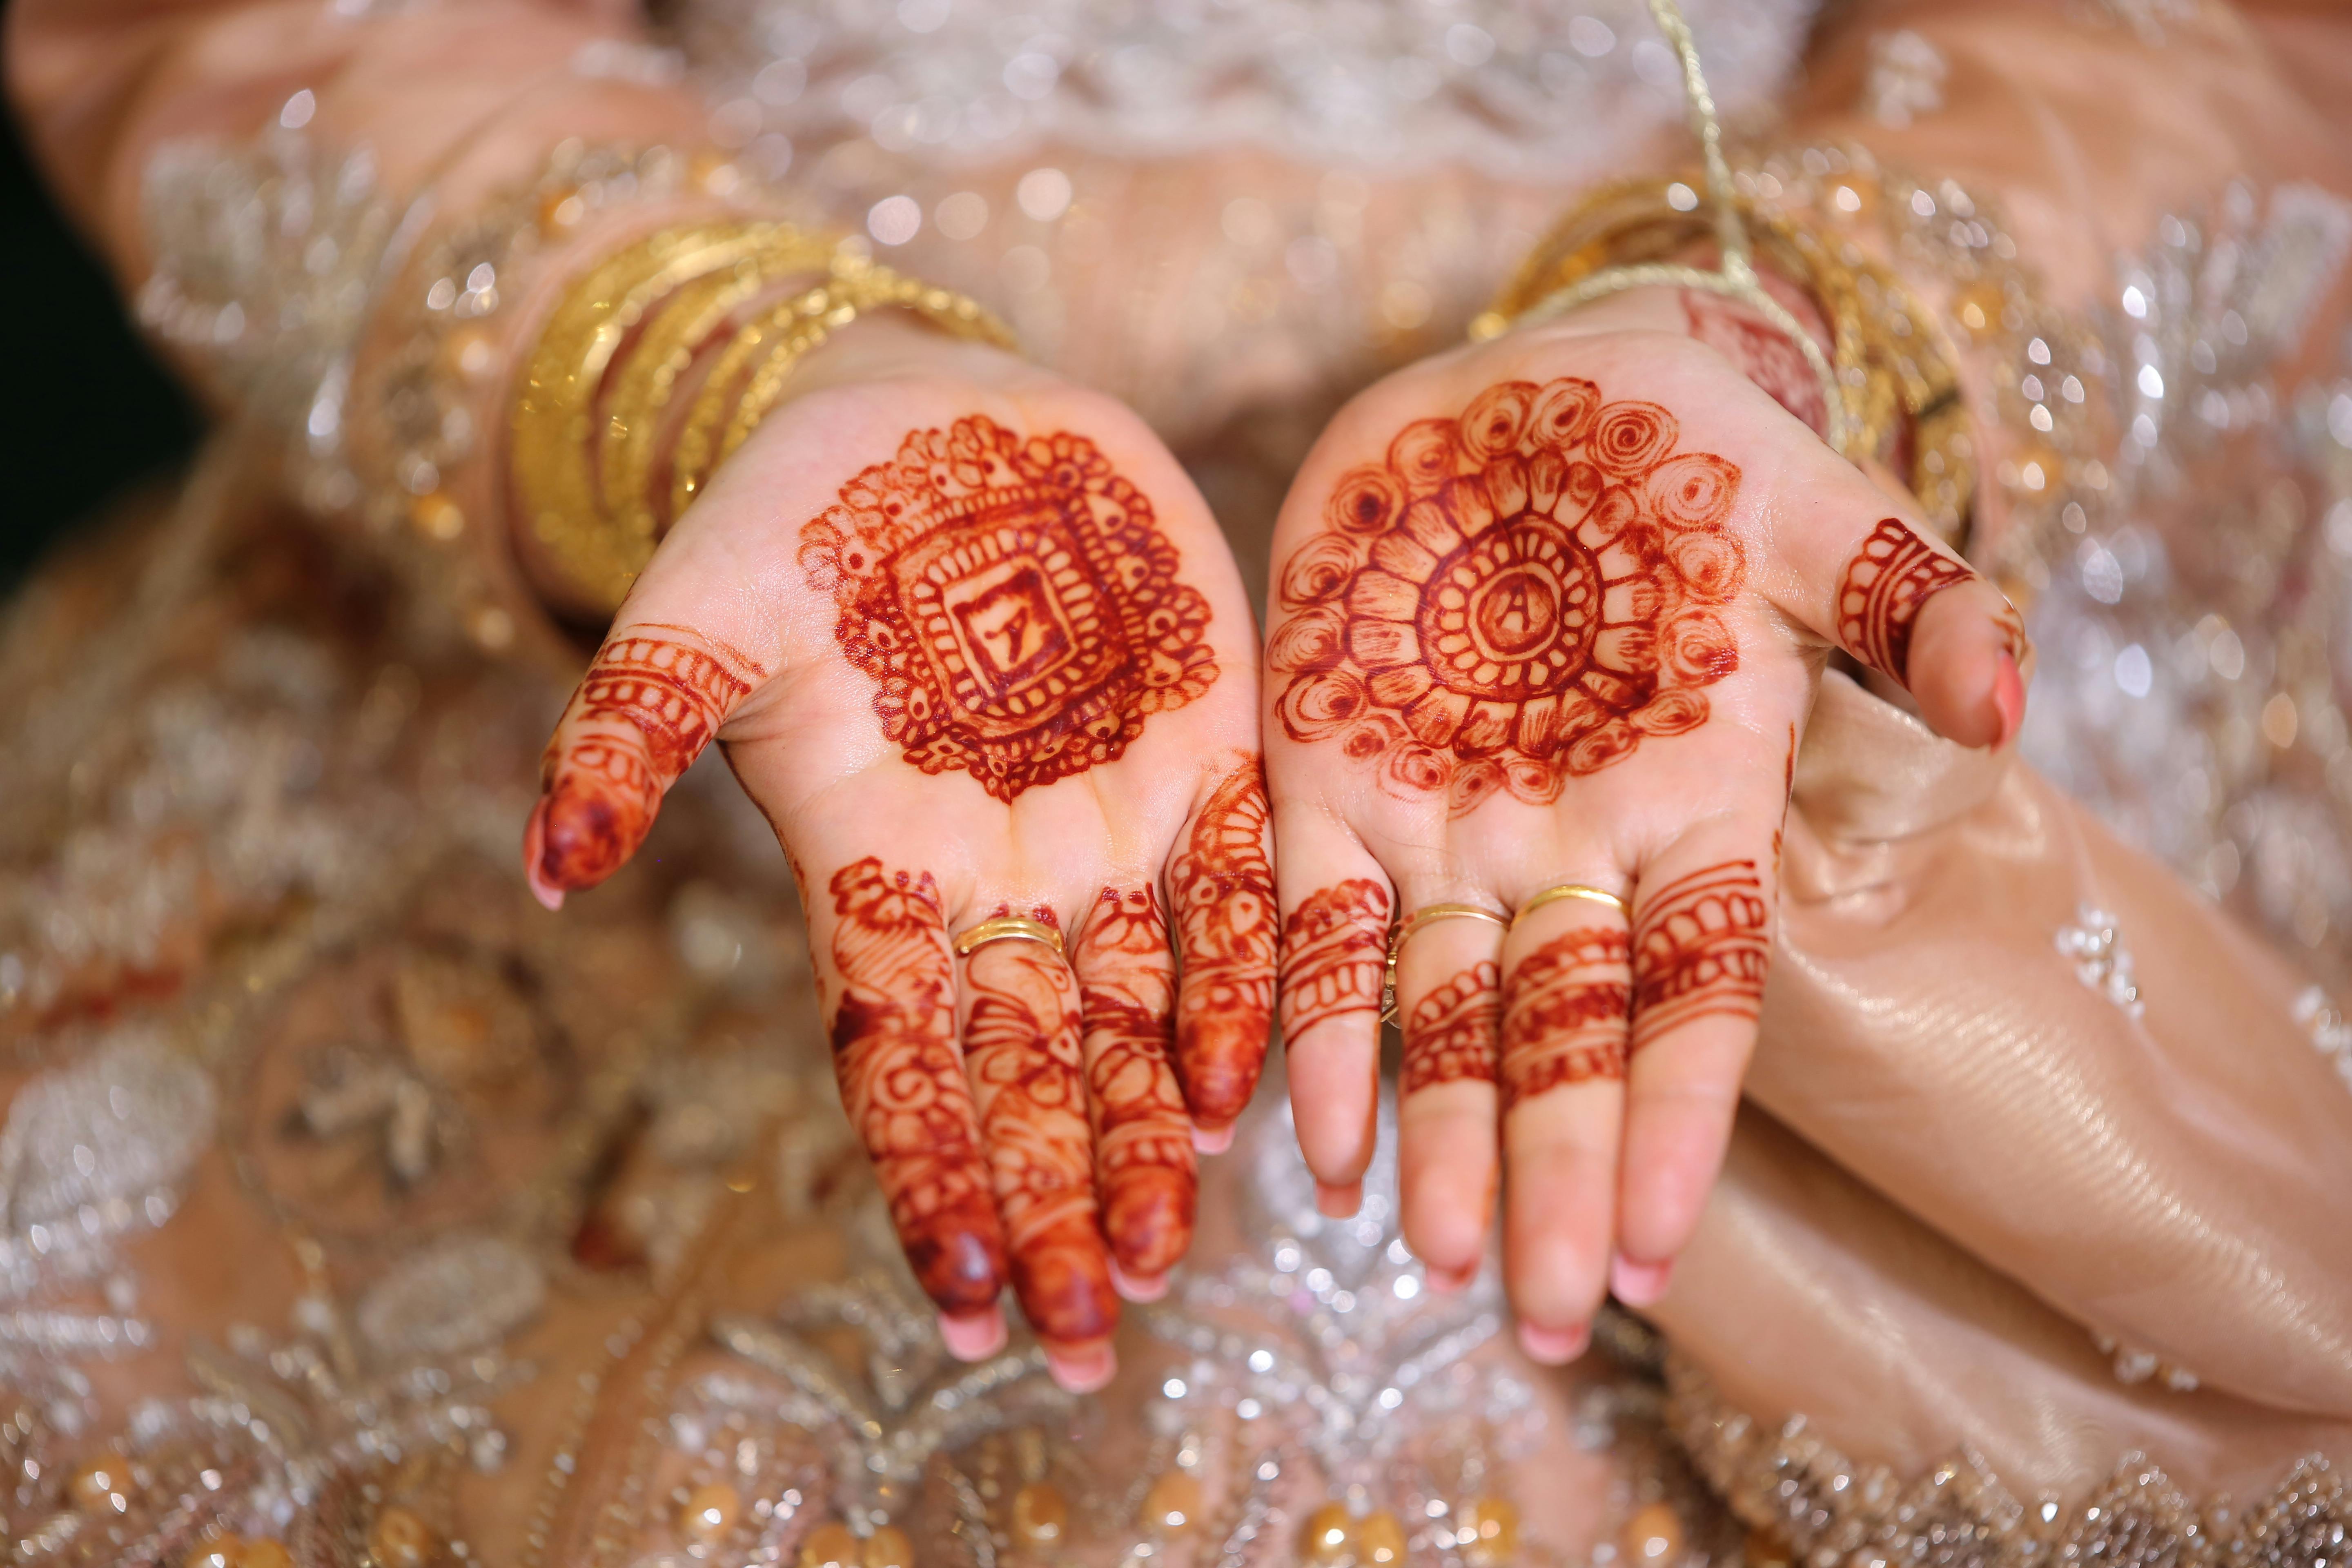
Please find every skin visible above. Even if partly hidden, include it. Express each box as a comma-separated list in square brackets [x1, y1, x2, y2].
[1262, 285, 2026, 1363]
[523, 319, 1273, 1391]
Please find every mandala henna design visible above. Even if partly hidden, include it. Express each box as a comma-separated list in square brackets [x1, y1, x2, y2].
[1272, 379, 1745, 814]
[1836, 518, 1978, 688]
[1500, 927, 1632, 1109]
[824, 858, 1006, 1313]
[535, 628, 763, 891]
[1630, 860, 1771, 1049]
[799, 414, 1217, 801]
[1167, 763, 1278, 1126]
[1682, 290, 1829, 438]
[1277, 879, 1392, 1040]
[1072, 887, 1196, 1277]
[1401, 960, 1502, 1094]
[962, 932, 1117, 1343]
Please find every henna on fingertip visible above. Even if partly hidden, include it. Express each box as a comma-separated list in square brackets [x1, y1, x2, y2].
[1168, 763, 1278, 1128]
[1073, 886, 1198, 1279]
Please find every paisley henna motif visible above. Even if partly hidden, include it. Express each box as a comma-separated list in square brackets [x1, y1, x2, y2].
[1401, 960, 1502, 1094]
[1167, 764, 1278, 1126]
[1072, 887, 1196, 1277]
[962, 929, 1117, 1343]
[1276, 879, 1392, 1040]
[1835, 518, 1976, 688]
[1271, 379, 1744, 814]
[1629, 860, 1771, 1049]
[799, 415, 1216, 801]
[824, 858, 1006, 1314]
[1501, 927, 1632, 1109]
[534, 628, 763, 892]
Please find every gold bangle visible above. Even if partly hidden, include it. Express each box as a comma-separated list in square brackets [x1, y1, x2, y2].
[1382, 902, 1508, 1025]
[1515, 884, 1628, 923]
[952, 916, 1065, 960]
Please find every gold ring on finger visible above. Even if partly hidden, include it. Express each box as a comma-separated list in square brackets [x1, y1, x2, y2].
[952, 915, 1065, 959]
[1383, 902, 1508, 1025]
[1513, 883, 1628, 925]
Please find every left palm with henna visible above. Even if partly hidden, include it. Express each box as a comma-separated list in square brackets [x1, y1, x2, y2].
[523, 327, 1274, 1391]
[1263, 296, 2026, 1361]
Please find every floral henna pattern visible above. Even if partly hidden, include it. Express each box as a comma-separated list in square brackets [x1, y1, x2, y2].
[1167, 764, 1278, 1126]
[534, 628, 762, 891]
[1272, 379, 1745, 815]
[1072, 887, 1196, 1277]
[1629, 860, 1771, 1049]
[1277, 879, 1393, 1040]
[1401, 960, 1502, 1094]
[1500, 927, 1632, 1109]
[1836, 518, 1977, 688]
[824, 858, 1006, 1313]
[962, 933, 1116, 1343]
[1682, 291, 1828, 438]
[799, 414, 1216, 801]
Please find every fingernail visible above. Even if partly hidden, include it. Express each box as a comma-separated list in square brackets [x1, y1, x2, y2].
[1043, 1340, 1117, 1394]
[1610, 1253, 1673, 1307]
[1315, 1181, 1362, 1219]
[1192, 1121, 1236, 1154]
[1993, 650, 2026, 748]
[937, 1307, 1008, 1361]
[1423, 1261, 1477, 1296]
[521, 804, 566, 912]
[1516, 1319, 1590, 1365]
[1110, 1260, 1169, 1303]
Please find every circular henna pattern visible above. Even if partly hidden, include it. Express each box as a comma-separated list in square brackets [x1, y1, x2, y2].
[1270, 379, 1745, 811]
[801, 415, 1216, 802]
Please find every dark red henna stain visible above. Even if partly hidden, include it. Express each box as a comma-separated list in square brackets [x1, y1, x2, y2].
[1500, 927, 1632, 1109]
[962, 934, 1117, 1344]
[1682, 290, 1829, 438]
[1073, 887, 1195, 1277]
[825, 858, 1005, 1312]
[535, 629, 762, 891]
[1270, 379, 1743, 815]
[1836, 519, 1976, 689]
[1401, 960, 1501, 1094]
[1276, 879, 1392, 1040]
[1629, 860, 1771, 1050]
[799, 415, 1216, 801]
[1167, 763, 1277, 1126]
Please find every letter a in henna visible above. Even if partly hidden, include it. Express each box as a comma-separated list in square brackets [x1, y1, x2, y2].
[1167, 763, 1278, 1128]
[531, 626, 765, 898]
[1277, 880, 1392, 1039]
[825, 858, 1006, 1313]
[799, 415, 1216, 802]
[1835, 518, 1977, 689]
[1073, 887, 1196, 1279]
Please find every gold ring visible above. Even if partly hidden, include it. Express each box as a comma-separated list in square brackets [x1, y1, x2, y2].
[1382, 902, 1508, 1025]
[952, 916, 1065, 959]
[1515, 884, 1628, 924]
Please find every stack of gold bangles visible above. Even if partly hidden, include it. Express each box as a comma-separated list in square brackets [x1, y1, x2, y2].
[1381, 884, 1627, 1025]
[510, 219, 1014, 617]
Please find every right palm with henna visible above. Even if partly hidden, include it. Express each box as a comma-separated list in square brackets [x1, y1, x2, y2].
[522, 330, 1274, 1390]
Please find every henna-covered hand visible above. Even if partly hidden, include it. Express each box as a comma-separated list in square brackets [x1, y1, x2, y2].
[524, 324, 1272, 1389]
[1265, 290, 2026, 1362]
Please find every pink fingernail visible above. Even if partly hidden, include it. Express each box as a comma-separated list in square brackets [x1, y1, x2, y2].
[1315, 1181, 1362, 1219]
[1993, 650, 2025, 749]
[1423, 1261, 1478, 1296]
[1044, 1341, 1117, 1394]
[1516, 1319, 1590, 1365]
[1110, 1261, 1169, 1303]
[1192, 1121, 1236, 1155]
[521, 803, 566, 912]
[1610, 1254, 1673, 1307]
[938, 1307, 1008, 1361]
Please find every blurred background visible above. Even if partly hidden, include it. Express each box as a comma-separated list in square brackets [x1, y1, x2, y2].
[1, 7, 203, 590]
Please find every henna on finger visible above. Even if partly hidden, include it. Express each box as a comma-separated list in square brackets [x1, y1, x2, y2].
[1834, 517, 2009, 690]
[1500, 927, 1632, 1109]
[1276, 880, 1392, 1040]
[1167, 763, 1278, 1127]
[1401, 960, 1503, 1094]
[824, 858, 1007, 1314]
[799, 414, 1216, 801]
[962, 927, 1118, 1344]
[533, 628, 764, 893]
[1628, 860, 1771, 1051]
[1072, 886, 1196, 1279]
[1682, 291, 1829, 437]
[1272, 379, 1744, 816]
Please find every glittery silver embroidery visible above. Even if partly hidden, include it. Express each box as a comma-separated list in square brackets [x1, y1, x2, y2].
[355, 1234, 548, 1361]
[2055, 905, 2146, 1018]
